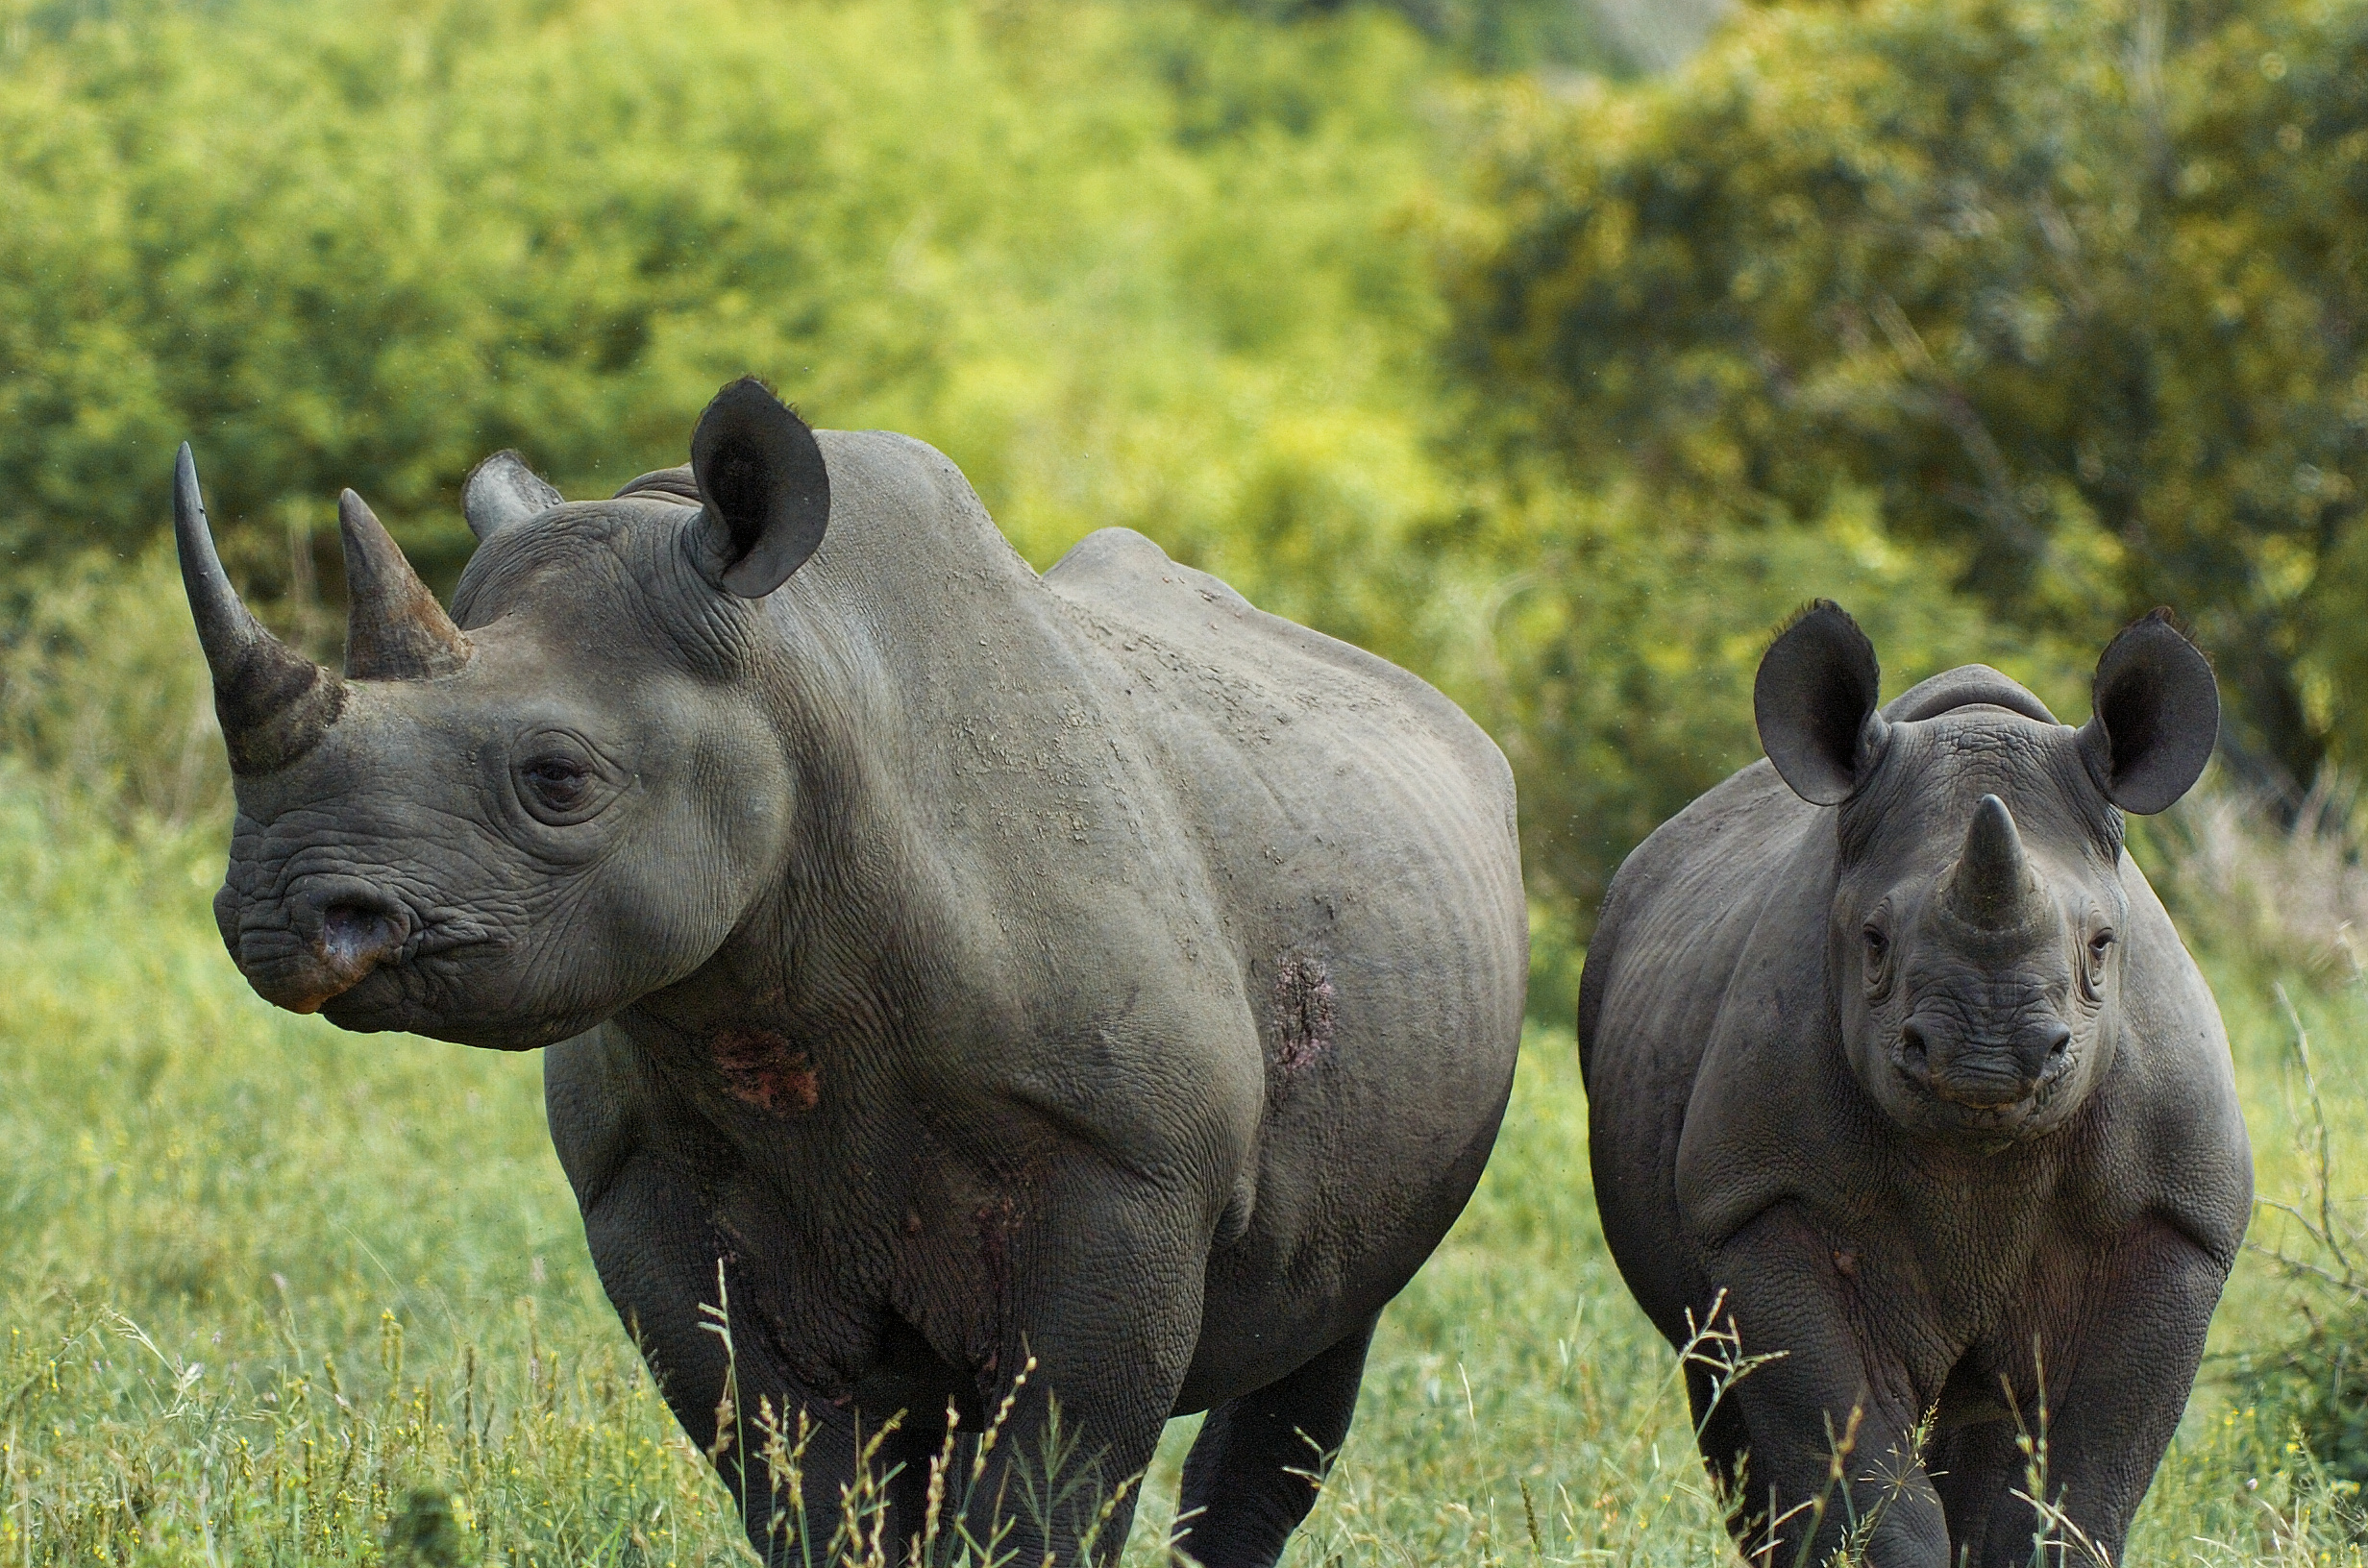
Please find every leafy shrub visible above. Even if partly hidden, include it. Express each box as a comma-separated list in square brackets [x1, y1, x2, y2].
[1231, 0, 1634, 71]
[1425, 473, 2073, 939]
[2251, 1301, 2368, 1495]
[0, 0, 1448, 665]
[0, 0, 2054, 948]
[1444, 0, 2368, 797]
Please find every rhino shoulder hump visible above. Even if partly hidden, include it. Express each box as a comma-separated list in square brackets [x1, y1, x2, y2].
[1044, 527, 1513, 802]
[1044, 527, 1252, 614]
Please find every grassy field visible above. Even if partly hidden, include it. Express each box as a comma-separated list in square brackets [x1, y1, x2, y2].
[1, 772, 2363, 1566]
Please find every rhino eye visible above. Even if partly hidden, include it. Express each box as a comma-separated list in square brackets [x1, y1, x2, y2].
[521, 755, 591, 811]
[1861, 924, 1890, 987]
[2083, 929, 2115, 992]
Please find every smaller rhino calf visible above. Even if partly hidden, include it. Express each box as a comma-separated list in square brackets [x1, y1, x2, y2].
[1580, 603, 2250, 1567]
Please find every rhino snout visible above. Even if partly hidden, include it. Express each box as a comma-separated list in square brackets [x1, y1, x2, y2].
[234, 877, 412, 1016]
[1897, 1012, 2073, 1109]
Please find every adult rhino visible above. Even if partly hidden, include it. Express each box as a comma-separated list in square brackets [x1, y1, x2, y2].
[1579, 603, 2249, 1567]
[173, 379, 1525, 1566]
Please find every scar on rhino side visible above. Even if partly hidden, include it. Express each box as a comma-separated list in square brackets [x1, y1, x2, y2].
[1272, 952, 1336, 1075]
[710, 1027, 820, 1114]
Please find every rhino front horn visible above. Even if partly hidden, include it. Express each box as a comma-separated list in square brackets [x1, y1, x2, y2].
[1943, 794, 2039, 930]
[339, 488, 472, 681]
[174, 444, 347, 776]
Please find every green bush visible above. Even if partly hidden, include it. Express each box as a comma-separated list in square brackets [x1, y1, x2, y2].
[1444, 0, 2368, 796]
[2248, 1297, 2368, 1496]
[1422, 473, 2071, 931]
[0, 0, 2053, 947]
[0, 0, 1448, 663]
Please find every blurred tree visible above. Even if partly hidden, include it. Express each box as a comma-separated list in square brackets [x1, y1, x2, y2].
[1418, 466, 2057, 966]
[0, 0, 1447, 664]
[1446, 0, 2368, 800]
[0, 0, 2077, 969]
[1236, 0, 1631, 72]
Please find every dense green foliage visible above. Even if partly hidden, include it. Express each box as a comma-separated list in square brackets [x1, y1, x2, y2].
[1447, 0, 2368, 801]
[1243, 0, 1628, 71]
[20, 0, 2368, 920]
[0, 0, 1444, 662]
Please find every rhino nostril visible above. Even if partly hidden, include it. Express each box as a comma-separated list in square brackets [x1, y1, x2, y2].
[2045, 1025, 2072, 1057]
[1898, 1020, 1930, 1078]
[320, 901, 403, 967]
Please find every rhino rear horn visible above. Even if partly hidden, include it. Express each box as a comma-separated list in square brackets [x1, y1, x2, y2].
[462, 451, 563, 540]
[2078, 609, 2219, 815]
[1755, 600, 1889, 806]
[339, 488, 474, 681]
[173, 444, 347, 775]
[689, 376, 831, 598]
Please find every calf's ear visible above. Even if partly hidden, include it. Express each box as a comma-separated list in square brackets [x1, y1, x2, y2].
[1755, 600, 1888, 806]
[2078, 609, 2218, 814]
[690, 377, 830, 598]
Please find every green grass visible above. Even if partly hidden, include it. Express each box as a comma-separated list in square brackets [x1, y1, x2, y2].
[0, 776, 2361, 1565]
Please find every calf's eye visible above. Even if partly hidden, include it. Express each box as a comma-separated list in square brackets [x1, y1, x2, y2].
[1861, 926, 1890, 991]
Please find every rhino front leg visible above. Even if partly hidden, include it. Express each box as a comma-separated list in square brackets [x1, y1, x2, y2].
[566, 1143, 909, 1561]
[547, 1037, 921, 1563]
[1704, 1207, 1953, 1567]
[953, 1170, 1209, 1566]
[1945, 1220, 2228, 1567]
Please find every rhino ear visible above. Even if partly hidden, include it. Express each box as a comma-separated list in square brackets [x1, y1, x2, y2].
[689, 377, 830, 599]
[462, 452, 563, 540]
[2078, 609, 2218, 814]
[1755, 600, 1889, 806]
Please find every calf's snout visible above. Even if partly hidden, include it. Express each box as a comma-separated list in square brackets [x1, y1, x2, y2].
[1898, 1012, 2073, 1108]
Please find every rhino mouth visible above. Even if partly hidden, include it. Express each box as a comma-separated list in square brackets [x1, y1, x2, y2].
[231, 894, 501, 1021]
[234, 919, 400, 1014]
[1889, 1031, 2077, 1135]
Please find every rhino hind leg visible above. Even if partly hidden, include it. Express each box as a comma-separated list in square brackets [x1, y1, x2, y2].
[1923, 1405, 2024, 1567]
[1684, 1361, 1752, 1501]
[1169, 1312, 1380, 1568]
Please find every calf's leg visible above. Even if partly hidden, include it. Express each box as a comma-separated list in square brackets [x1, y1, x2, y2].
[1707, 1208, 1952, 1567]
[1956, 1222, 2227, 1567]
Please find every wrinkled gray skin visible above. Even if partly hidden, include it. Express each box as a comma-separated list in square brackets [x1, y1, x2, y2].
[1578, 602, 2251, 1567]
[173, 379, 1525, 1566]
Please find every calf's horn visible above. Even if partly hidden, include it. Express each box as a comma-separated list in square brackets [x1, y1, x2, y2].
[174, 444, 347, 776]
[1942, 794, 2037, 930]
[339, 488, 472, 680]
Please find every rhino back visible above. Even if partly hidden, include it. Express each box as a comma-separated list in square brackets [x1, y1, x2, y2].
[773, 452, 1522, 1138]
